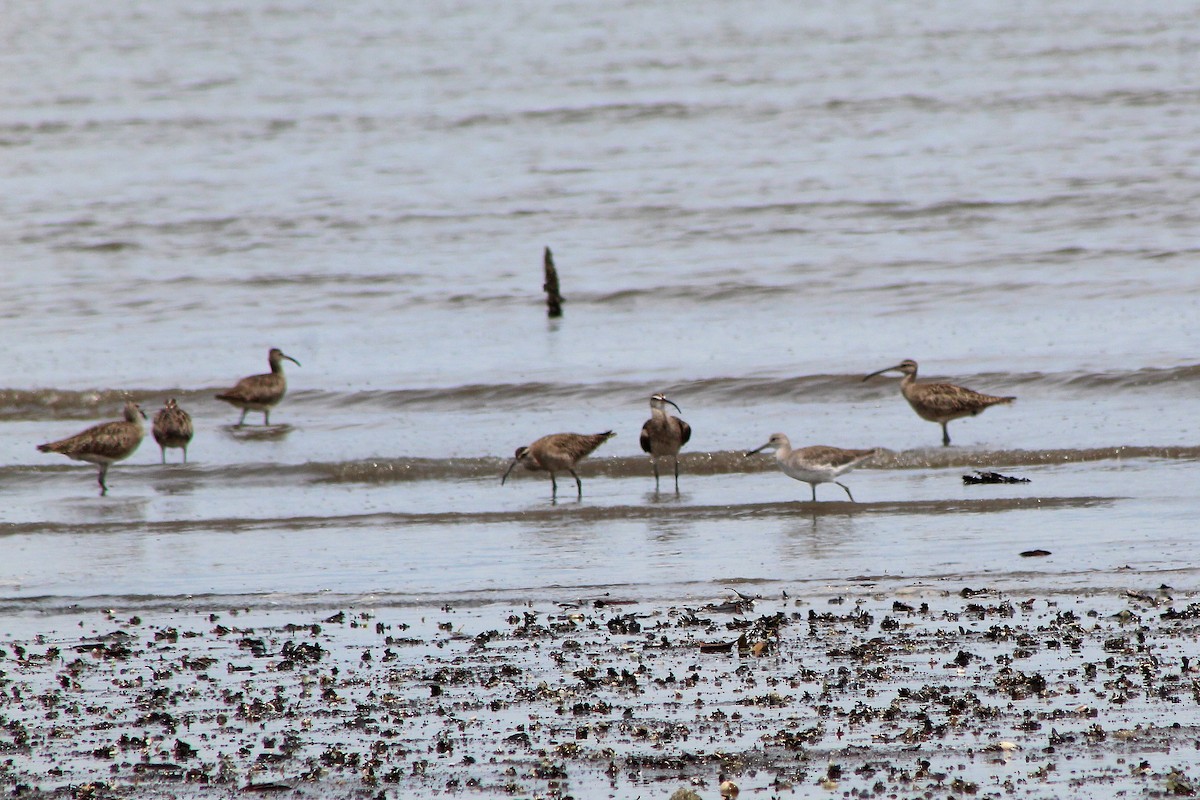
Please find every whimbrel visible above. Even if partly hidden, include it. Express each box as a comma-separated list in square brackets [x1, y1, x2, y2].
[501, 431, 615, 500]
[37, 400, 146, 496]
[152, 398, 194, 463]
[863, 359, 1015, 446]
[215, 348, 300, 427]
[639, 393, 691, 493]
[746, 433, 877, 502]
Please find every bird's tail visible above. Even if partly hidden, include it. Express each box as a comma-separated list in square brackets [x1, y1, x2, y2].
[574, 431, 616, 459]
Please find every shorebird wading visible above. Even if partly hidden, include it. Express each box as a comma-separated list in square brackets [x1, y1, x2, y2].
[215, 348, 300, 427]
[863, 359, 1015, 446]
[746, 433, 878, 502]
[501, 431, 615, 500]
[639, 393, 691, 493]
[153, 398, 194, 463]
[37, 400, 147, 496]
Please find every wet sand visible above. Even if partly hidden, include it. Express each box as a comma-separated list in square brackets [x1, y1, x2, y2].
[3, 578, 1198, 799]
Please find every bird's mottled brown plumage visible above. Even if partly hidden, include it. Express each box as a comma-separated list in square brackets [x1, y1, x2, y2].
[215, 348, 300, 426]
[152, 398, 194, 463]
[501, 431, 615, 500]
[38, 400, 146, 495]
[746, 433, 878, 502]
[639, 393, 692, 492]
[864, 359, 1014, 446]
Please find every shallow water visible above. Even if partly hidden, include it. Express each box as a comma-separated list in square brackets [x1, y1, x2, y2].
[2, 0, 1199, 621]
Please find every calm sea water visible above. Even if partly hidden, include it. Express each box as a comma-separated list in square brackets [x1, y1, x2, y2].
[1, 0, 1199, 604]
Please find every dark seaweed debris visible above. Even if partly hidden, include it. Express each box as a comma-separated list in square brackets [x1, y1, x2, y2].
[964, 471, 1031, 484]
[0, 586, 1198, 798]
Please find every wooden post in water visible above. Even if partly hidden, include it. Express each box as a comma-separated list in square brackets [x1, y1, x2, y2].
[543, 246, 564, 318]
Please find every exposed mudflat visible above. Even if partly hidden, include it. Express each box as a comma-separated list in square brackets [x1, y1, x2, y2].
[3, 580, 1199, 799]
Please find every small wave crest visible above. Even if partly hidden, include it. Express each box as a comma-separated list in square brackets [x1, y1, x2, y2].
[0, 388, 245, 420]
[0, 388, 158, 420]
[1058, 364, 1200, 390]
[4, 361, 1198, 420]
[448, 101, 695, 130]
[2, 446, 1191, 496]
[308, 445, 1200, 485]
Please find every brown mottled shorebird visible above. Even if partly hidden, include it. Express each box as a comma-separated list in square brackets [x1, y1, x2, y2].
[746, 433, 878, 502]
[215, 348, 300, 427]
[863, 359, 1015, 447]
[152, 398, 194, 463]
[639, 393, 692, 493]
[501, 431, 616, 500]
[37, 400, 146, 496]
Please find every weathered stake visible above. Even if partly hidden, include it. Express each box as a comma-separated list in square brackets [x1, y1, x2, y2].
[543, 246, 563, 318]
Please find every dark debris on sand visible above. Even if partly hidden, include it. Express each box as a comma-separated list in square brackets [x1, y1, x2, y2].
[964, 471, 1031, 485]
[1, 584, 1199, 798]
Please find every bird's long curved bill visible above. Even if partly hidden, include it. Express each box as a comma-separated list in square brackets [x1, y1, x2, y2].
[665, 399, 681, 413]
[862, 364, 902, 381]
[500, 459, 519, 485]
[744, 443, 770, 457]
[284, 355, 302, 367]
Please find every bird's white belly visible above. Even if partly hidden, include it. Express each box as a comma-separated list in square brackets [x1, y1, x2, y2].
[780, 462, 835, 484]
[71, 453, 117, 466]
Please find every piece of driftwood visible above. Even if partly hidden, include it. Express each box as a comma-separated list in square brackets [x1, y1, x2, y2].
[543, 246, 563, 318]
[963, 471, 1030, 485]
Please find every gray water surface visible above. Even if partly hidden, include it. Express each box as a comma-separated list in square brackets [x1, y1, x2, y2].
[1, 0, 1198, 606]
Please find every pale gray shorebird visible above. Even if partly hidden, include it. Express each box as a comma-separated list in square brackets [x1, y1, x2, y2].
[152, 398, 194, 463]
[863, 358, 1015, 447]
[746, 433, 878, 502]
[37, 400, 146, 496]
[215, 348, 300, 427]
[639, 393, 691, 493]
[501, 431, 616, 500]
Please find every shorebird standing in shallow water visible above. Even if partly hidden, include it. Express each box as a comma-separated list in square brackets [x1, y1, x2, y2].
[152, 398, 194, 463]
[502, 431, 616, 500]
[746, 433, 878, 502]
[37, 400, 146, 496]
[863, 359, 1015, 447]
[639, 393, 691, 493]
[215, 348, 300, 427]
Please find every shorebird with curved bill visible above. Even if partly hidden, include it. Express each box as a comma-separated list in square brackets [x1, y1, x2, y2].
[152, 398, 194, 463]
[37, 400, 146, 496]
[639, 393, 691, 493]
[215, 348, 300, 427]
[501, 431, 616, 500]
[746, 433, 878, 502]
[863, 359, 1015, 447]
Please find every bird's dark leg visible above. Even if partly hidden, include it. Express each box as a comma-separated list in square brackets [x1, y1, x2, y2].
[673, 457, 680, 494]
[182, 446, 188, 464]
[810, 483, 817, 502]
[236, 409, 248, 428]
[652, 458, 660, 492]
[160, 446, 166, 465]
[941, 423, 951, 447]
[549, 472, 558, 499]
[836, 481, 856, 502]
[569, 469, 582, 499]
[263, 409, 271, 426]
[98, 464, 109, 497]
